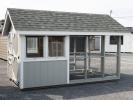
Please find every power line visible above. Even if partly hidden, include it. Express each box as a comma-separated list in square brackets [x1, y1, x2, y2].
[113, 16, 133, 19]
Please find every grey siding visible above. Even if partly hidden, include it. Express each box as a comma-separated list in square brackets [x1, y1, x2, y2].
[23, 60, 67, 88]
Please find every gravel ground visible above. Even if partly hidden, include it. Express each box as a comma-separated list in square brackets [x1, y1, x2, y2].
[0, 53, 133, 100]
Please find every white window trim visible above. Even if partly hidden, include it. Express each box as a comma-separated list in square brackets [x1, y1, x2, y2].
[27, 37, 38, 54]
[24, 36, 44, 61]
[48, 36, 65, 57]
[24, 35, 67, 62]
[46, 36, 67, 61]
[20, 36, 25, 89]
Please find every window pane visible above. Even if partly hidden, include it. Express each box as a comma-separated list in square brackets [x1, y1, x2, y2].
[27, 37, 38, 53]
[110, 36, 123, 45]
[26, 36, 43, 57]
[49, 36, 64, 57]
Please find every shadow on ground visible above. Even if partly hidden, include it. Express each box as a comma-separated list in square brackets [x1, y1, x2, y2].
[0, 73, 133, 100]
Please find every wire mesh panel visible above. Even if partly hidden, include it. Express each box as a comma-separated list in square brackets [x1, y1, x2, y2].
[104, 53, 117, 76]
[70, 36, 103, 80]
[88, 53, 101, 78]
[69, 35, 119, 81]
[69, 52, 85, 80]
[87, 36, 101, 78]
[90, 53, 101, 71]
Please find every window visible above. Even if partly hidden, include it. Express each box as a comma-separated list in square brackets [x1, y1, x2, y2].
[110, 36, 123, 45]
[26, 36, 43, 57]
[49, 36, 64, 57]
[27, 37, 38, 53]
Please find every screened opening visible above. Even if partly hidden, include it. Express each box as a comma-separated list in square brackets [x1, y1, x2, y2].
[26, 36, 43, 57]
[110, 36, 123, 45]
[70, 37, 85, 52]
[69, 36, 120, 81]
[49, 36, 64, 57]
[70, 36, 100, 52]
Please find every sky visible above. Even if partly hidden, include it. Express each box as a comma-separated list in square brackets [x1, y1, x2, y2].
[1, 0, 133, 27]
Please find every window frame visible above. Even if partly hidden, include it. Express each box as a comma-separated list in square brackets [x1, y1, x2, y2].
[48, 36, 65, 57]
[26, 36, 43, 58]
[110, 36, 123, 45]
[27, 37, 38, 54]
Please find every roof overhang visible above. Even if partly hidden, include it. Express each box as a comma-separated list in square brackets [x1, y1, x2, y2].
[7, 8, 129, 34]
[17, 31, 130, 36]
[2, 10, 16, 36]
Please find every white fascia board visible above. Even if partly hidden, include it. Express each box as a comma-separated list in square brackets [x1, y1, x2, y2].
[2, 11, 8, 35]
[17, 31, 129, 36]
[2, 10, 16, 35]
[8, 11, 16, 34]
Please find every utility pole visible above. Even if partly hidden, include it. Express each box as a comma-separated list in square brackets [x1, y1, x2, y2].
[110, 10, 112, 16]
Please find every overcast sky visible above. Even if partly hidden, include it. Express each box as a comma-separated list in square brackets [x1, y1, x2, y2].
[1, 0, 133, 27]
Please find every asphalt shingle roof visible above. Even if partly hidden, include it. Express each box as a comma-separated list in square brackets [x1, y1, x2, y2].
[8, 8, 128, 32]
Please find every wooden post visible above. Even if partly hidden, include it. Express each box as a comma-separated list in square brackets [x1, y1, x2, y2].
[88, 36, 91, 70]
[84, 36, 89, 79]
[117, 36, 121, 77]
[74, 37, 76, 70]
[101, 36, 105, 77]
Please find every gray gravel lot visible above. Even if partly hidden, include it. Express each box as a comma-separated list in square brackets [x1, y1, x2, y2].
[0, 53, 133, 100]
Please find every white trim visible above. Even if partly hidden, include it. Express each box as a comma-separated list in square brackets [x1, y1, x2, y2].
[70, 75, 120, 84]
[23, 35, 68, 62]
[17, 31, 129, 36]
[99, 36, 101, 52]
[19, 36, 25, 89]
[8, 11, 16, 33]
[45, 36, 48, 58]
[43, 36, 46, 58]
[86, 36, 89, 70]
[2, 11, 8, 35]
[17, 33, 21, 83]
[23, 58, 67, 62]
[65, 36, 70, 84]
[23, 37, 26, 59]
[25, 36, 46, 60]
[2, 10, 16, 35]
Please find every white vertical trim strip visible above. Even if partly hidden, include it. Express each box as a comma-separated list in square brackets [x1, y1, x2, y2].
[99, 36, 101, 52]
[45, 36, 48, 58]
[19, 36, 25, 89]
[43, 36, 45, 58]
[17, 34, 21, 83]
[65, 36, 70, 84]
